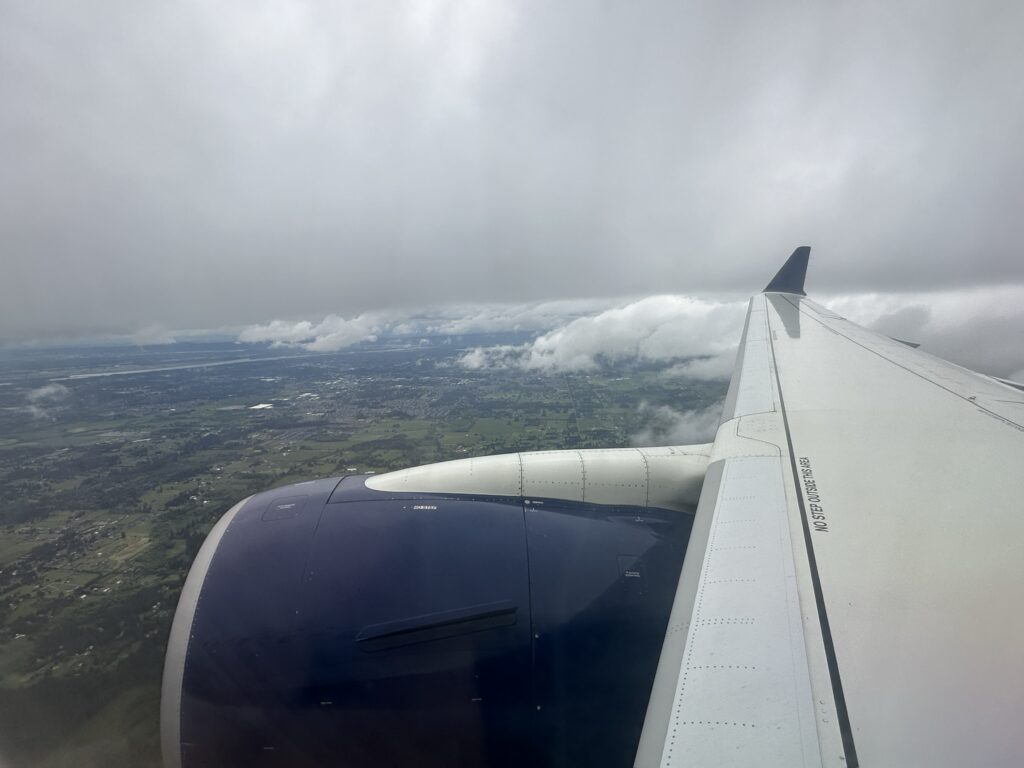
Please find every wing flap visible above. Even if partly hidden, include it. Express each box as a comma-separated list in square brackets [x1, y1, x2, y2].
[657, 453, 824, 766]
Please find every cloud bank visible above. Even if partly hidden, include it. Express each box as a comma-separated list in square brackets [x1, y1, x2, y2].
[235, 298, 624, 352]
[233, 286, 1024, 379]
[238, 314, 383, 351]
[457, 295, 746, 372]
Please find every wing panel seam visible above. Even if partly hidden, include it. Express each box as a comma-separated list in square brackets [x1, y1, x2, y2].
[767, 306, 860, 767]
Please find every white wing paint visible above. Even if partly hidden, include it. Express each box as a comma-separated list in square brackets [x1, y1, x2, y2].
[637, 249, 1024, 767]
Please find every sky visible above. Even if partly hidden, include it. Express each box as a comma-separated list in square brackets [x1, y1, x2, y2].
[2, 0, 1024, 375]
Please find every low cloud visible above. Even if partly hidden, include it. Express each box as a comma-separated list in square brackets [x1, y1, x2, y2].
[454, 287, 1024, 379]
[393, 298, 621, 336]
[631, 401, 723, 446]
[662, 353, 737, 381]
[238, 313, 383, 352]
[458, 295, 747, 372]
[233, 287, 1024, 378]
[235, 298, 622, 353]
[457, 345, 529, 371]
[25, 382, 71, 420]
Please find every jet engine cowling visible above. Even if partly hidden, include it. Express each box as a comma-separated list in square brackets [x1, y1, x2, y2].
[162, 449, 705, 768]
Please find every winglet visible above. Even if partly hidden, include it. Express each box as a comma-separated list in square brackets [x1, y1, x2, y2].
[763, 246, 811, 295]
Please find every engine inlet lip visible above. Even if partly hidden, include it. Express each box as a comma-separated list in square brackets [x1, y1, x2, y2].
[160, 495, 251, 768]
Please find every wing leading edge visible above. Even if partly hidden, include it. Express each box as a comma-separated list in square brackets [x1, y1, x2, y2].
[637, 249, 1024, 767]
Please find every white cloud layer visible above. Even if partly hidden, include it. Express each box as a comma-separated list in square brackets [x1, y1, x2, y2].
[235, 298, 625, 352]
[394, 298, 623, 336]
[458, 295, 747, 372]
[232, 285, 1024, 378]
[452, 287, 1024, 378]
[238, 313, 383, 351]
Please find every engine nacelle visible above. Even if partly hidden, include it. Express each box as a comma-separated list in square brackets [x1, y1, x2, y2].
[162, 448, 707, 767]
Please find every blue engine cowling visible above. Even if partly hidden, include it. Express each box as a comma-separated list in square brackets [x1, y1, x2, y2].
[161, 475, 693, 767]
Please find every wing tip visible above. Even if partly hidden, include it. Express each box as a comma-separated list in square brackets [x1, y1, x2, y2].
[763, 246, 811, 296]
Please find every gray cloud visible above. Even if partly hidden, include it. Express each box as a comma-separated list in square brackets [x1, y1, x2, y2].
[128, 325, 178, 346]
[631, 402, 724, 447]
[2, 1, 1024, 344]
[662, 355, 737, 382]
[828, 286, 1024, 377]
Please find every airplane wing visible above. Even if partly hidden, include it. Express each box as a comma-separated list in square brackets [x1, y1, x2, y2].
[635, 248, 1024, 767]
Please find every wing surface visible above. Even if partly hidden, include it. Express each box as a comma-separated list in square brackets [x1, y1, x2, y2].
[637, 250, 1024, 767]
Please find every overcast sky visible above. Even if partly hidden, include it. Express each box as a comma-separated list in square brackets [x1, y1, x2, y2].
[3, 1, 1023, 356]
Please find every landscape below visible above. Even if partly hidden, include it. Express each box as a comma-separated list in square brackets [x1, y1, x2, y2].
[0, 335, 725, 767]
